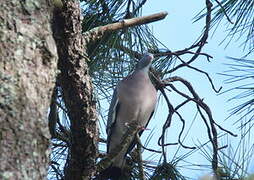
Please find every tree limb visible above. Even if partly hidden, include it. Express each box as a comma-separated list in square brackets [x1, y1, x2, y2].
[97, 121, 140, 172]
[52, 0, 98, 179]
[84, 12, 168, 44]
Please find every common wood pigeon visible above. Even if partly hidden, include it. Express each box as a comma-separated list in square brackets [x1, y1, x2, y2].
[105, 53, 157, 179]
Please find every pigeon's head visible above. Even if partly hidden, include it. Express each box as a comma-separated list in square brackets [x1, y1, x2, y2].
[137, 53, 154, 70]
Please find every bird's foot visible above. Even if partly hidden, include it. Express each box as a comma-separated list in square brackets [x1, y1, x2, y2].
[139, 126, 150, 131]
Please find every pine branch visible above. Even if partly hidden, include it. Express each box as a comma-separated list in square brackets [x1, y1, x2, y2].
[84, 12, 168, 44]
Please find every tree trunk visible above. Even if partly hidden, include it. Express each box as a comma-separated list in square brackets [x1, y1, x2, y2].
[52, 1, 98, 179]
[0, 1, 57, 179]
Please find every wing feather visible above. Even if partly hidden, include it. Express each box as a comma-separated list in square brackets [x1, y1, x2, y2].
[126, 110, 155, 154]
[107, 89, 121, 153]
[106, 89, 119, 135]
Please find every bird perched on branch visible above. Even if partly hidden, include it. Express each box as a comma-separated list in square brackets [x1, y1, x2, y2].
[103, 53, 157, 179]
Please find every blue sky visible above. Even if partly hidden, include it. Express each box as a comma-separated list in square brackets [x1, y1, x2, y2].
[136, 0, 254, 178]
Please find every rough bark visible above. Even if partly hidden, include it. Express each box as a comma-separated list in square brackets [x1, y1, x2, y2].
[52, 0, 98, 179]
[0, 1, 57, 180]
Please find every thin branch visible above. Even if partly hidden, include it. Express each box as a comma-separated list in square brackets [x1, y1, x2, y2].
[158, 87, 174, 162]
[166, 0, 212, 74]
[184, 62, 222, 93]
[154, 48, 212, 61]
[136, 134, 146, 180]
[159, 86, 196, 150]
[84, 12, 168, 44]
[175, 111, 196, 149]
[196, 104, 218, 171]
[162, 75, 230, 174]
[175, 99, 191, 110]
[97, 121, 140, 172]
[135, 135, 162, 153]
[163, 76, 236, 138]
[175, 55, 222, 93]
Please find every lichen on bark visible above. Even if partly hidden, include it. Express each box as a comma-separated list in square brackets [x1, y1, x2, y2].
[0, 1, 57, 179]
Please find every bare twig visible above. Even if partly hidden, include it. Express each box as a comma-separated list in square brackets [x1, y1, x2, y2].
[136, 134, 146, 180]
[175, 111, 196, 149]
[158, 87, 174, 162]
[163, 76, 236, 138]
[164, 0, 212, 74]
[162, 75, 237, 174]
[174, 55, 222, 93]
[159, 86, 196, 151]
[154, 48, 212, 61]
[196, 104, 218, 172]
[135, 134, 162, 153]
